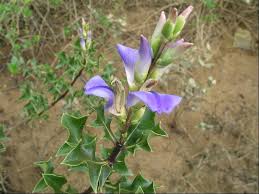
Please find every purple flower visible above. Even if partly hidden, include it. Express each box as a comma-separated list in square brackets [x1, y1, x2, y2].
[84, 76, 182, 115]
[116, 35, 152, 88]
[127, 91, 182, 114]
[84, 75, 115, 113]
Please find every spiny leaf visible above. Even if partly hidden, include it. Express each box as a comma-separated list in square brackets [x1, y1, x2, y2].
[87, 161, 103, 193]
[151, 123, 168, 137]
[32, 178, 48, 193]
[137, 136, 152, 152]
[136, 186, 144, 194]
[34, 159, 54, 173]
[68, 163, 88, 173]
[62, 137, 96, 166]
[126, 109, 168, 154]
[113, 151, 132, 176]
[43, 173, 67, 193]
[104, 175, 155, 193]
[61, 113, 87, 145]
[56, 142, 74, 156]
[99, 164, 112, 189]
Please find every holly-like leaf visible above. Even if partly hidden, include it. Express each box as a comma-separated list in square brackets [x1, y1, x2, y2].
[126, 109, 168, 154]
[56, 142, 74, 156]
[87, 161, 112, 193]
[68, 163, 88, 173]
[113, 151, 132, 176]
[99, 164, 112, 188]
[62, 137, 96, 166]
[137, 136, 152, 152]
[151, 123, 168, 137]
[91, 106, 113, 141]
[34, 159, 54, 173]
[87, 161, 102, 193]
[136, 186, 144, 194]
[105, 175, 155, 193]
[61, 113, 87, 145]
[43, 173, 67, 193]
[32, 178, 48, 193]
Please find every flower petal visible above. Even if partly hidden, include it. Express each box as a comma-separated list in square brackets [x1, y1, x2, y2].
[127, 91, 182, 114]
[84, 75, 115, 110]
[135, 35, 153, 78]
[116, 44, 138, 86]
[152, 11, 166, 40]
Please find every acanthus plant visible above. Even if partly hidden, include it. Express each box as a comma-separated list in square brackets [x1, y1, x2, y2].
[33, 5, 193, 194]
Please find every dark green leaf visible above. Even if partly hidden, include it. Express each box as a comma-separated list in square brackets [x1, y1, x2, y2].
[87, 161, 102, 193]
[61, 113, 87, 145]
[32, 178, 48, 193]
[113, 151, 132, 176]
[99, 164, 112, 188]
[43, 173, 67, 193]
[62, 138, 96, 166]
[151, 124, 168, 137]
[68, 163, 88, 173]
[56, 142, 74, 156]
[138, 136, 152, 152]
[136, 186, 144, 194]
[34, 159, 54, 173]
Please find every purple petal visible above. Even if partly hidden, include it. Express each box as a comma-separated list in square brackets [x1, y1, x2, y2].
[84, 75, 115, 110]
[116, 44, 138, 86]
[135, 35, 153, 77]
[179, 5, 193, 20]
[127, 91, 182, 114]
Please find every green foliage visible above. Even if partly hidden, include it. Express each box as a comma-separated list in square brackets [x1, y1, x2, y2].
[125, 108, 167, 154]
[105, 175, 156, 193]
[91, 106, 115, 141]
[33, 159, 68, 193]
[0, 125, 7, 153]
[202, 0, 217, 9]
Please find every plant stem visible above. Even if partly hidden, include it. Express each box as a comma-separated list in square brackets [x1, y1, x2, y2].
[81, 141, 124, 194]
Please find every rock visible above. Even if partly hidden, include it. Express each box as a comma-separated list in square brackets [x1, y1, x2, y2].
[233, 28, 252, 50]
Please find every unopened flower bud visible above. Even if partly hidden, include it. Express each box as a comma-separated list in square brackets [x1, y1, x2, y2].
[111, 77, 126, 118]
[162, 20, 175, 40]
